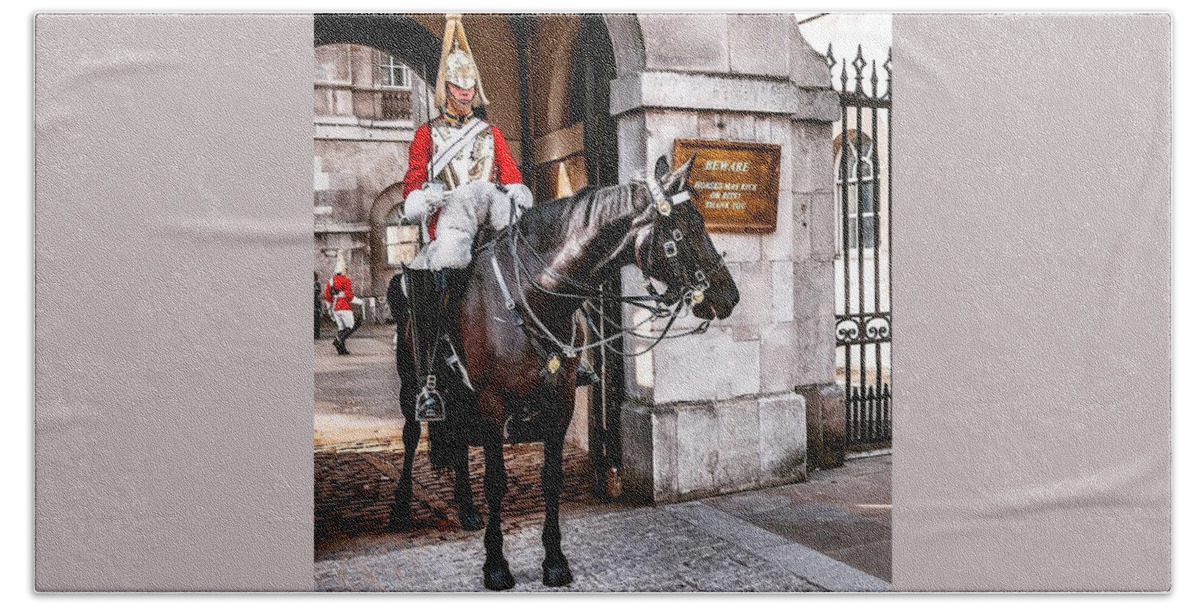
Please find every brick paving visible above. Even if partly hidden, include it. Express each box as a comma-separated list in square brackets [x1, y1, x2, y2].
[314, 328, 892, 592]
[315, 441, 600, 553]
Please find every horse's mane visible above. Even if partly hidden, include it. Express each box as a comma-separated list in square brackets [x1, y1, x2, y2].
[515, 183, 641, 251]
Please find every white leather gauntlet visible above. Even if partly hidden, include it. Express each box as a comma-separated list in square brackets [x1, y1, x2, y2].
[402, 189, 427, 223]
[507, 183, 534, 211]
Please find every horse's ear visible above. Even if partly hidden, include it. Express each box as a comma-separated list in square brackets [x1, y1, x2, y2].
[654, 156, 670, 183]
[662, 154, 696, 191]
[677, 154, 696, 182]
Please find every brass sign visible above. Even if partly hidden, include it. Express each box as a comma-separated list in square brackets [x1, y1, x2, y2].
[673, 139, 781, 233]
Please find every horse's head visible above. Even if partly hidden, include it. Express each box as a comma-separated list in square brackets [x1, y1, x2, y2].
[634, 156, 740, 321]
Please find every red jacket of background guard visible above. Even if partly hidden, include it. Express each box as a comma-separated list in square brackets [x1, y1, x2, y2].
[323, 274, 354, 311]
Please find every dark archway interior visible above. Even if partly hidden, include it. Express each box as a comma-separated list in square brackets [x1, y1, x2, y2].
[315, 14, 441, 77]
[572, 14, 619, 189]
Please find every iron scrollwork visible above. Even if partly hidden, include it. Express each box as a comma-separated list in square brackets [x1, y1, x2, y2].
[835, 313, 891, 346]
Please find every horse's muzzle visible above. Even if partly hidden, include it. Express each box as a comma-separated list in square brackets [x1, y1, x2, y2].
[692, 280, 738, 321]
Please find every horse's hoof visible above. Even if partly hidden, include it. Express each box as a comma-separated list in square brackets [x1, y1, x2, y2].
[387, 506, 414, 532]
[386, 515, 414, 532]
[459, 506, 484, 532]
[483, 562, 515, 591]
[542, 560, 573, 588]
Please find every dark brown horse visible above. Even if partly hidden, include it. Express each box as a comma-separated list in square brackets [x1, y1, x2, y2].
[386, 156, 739, 590]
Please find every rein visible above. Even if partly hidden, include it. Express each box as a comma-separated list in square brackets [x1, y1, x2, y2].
[486, 178, 717, 365]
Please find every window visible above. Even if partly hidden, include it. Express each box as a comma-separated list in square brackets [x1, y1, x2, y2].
[379, 53, 412, 89]
[385, 224, 421, 266]
[386, 225, 404, 266]
[836, 133, 878, 251]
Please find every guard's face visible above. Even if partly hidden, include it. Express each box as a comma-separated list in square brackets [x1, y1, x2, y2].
[447, 82, 477, 109]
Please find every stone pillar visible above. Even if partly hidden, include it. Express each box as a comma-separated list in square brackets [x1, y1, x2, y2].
[609, 15, 842, 503]
[800, 382, 845, 472]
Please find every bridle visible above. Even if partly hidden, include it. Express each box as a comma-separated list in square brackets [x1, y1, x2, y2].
[636, 175, 725, 310]
[486, 176, 726, 367]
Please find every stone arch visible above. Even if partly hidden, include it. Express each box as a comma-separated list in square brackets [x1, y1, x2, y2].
[601, 14, 646, 77]
[314, 14, 442, 82]
[367, 182, 408, 312]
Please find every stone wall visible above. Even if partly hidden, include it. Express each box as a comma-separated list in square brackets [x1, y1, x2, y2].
[313, 137, 410, 298]
[313, 43, 425, 302]
[613, 14, 840, 503]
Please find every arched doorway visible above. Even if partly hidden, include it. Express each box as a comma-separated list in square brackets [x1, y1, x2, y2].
[313, 14, 625, 506]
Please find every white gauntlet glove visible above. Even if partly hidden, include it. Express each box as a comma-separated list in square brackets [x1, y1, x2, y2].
[402, 183, 448, 223]
[489, 183, 535, 231]
[507, 183, 533, 211]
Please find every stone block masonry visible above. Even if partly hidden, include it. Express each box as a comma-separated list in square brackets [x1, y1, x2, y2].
[612, 14, 841, 504]
[622, 393, 806, 504]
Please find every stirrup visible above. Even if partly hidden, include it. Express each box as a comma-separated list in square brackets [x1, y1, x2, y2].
[415, 375, 446, 422]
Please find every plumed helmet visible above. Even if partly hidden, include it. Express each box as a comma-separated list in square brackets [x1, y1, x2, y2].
[334, 250, 347, 275]
[444, 45, 478, 90]
[435, 14, 489, 110]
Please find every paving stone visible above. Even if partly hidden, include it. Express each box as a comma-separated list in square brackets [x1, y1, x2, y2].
[315, 328, 890, 592]
[315, 505, 823, 592]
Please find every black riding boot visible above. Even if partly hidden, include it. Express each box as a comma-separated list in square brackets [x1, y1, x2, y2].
[408, 270, 446, 421]
[334, 329, 350, 355]
[439, 269, 473, 383]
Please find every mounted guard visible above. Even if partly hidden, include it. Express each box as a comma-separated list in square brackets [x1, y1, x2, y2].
[402, 14, 532, 271]
[395, 14, 532, 421]
[380, 15, 742, 590]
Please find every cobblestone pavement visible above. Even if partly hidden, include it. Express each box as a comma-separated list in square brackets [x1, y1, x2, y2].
[313, 455, 891, 593]
[703, 453, 893, 582]
[315, 328, 891, 593]
[315, 503, 827, 592]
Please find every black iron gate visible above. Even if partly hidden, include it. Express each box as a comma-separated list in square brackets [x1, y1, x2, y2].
[827, 45, 892, 449]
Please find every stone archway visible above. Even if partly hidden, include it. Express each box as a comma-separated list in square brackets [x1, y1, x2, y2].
[313, 15, 634, 497]
[367, 182, 407, 317]
[602, 15, 646, 77]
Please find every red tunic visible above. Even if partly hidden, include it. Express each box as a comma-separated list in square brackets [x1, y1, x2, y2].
[323, 274, 355, 311]
[401, 120, 523, 239]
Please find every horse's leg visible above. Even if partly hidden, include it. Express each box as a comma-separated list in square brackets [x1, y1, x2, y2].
[540, 430, 573, 587]
[481, 428, 514, 590]
[386, 288, 419, 531]
[387, 408, 420, 531]
[452, 442, 483, 531]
